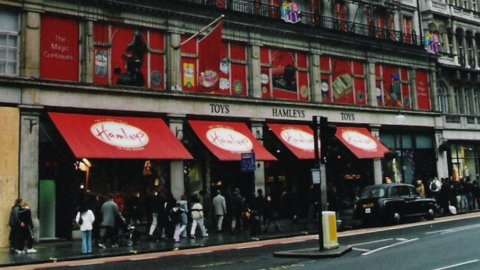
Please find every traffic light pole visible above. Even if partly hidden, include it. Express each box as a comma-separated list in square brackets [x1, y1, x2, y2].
[312, 116, 324, 251]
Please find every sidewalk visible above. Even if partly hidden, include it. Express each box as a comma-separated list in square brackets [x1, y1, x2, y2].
[0, 219, 320, 268]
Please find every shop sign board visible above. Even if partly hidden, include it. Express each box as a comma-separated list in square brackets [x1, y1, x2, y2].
[241, 151, 256, 172]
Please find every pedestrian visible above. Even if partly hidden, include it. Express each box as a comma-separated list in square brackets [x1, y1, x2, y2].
[8, 198, 22, 254]
[178, 195, 189, 238]
[100, 193, 125, 248]
[76, 203, 95, 254]
[147, 190, 162, 240]
[170, 201, 185, 242]
[190, 196, 208, 238]
[17, 201, 36, 254]
[416, 180, 426, 198]
[230, 188, 244, 233]
[89, 194, 103, 248]
[263, 195, 281, 233]
[254, 188, 266, 223]
[212, 189, 227, 232]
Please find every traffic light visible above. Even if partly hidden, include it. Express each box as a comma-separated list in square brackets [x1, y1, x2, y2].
[319, 116, 337, 164]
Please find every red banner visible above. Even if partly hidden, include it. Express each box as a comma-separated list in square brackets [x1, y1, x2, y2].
[198, 21, 223, 92]
[416, 70, 431, 110]
[40, 16, 79, 81]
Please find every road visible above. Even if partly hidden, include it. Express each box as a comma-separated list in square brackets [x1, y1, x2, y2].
[7, 213, 480, 270]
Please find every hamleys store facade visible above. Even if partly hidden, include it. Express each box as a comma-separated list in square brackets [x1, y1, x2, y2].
[0, 1, 440, 245]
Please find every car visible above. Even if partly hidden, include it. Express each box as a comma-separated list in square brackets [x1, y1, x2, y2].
[353, 183, 437, 225]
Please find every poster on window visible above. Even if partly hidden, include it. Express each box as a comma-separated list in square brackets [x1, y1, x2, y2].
[40, 16, 79, 81]
[416, 70, 431, 110]
[94, 49, 109, 85]
[331, 58, 354, 105]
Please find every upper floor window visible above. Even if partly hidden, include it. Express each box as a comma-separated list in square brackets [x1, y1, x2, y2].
[463, 0, 469, 9]
[0, 9, 19, 76]
[94, 23, 166, 90]
[454, 87, 463, 113]
[437, 82, 450, 113]
[464, 88, 472, 114]
[375, 64, 413, 109]
[402, 17, 413, 44]
[474, 88, 480, 114]
[320, 56, 367, 106]
[260, 47, 310, 102]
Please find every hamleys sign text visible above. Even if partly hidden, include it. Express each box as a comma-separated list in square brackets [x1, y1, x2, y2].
[91, 121, 149, 149]
[206, 127, 253, 153]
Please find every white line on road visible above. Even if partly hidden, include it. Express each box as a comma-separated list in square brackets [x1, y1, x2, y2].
[431, 260, 479, 270]
[361, 238, 418, 256]
[352, 247, 370, 252]
[350, 238, 394, 247]
[425, 224, 480, 235]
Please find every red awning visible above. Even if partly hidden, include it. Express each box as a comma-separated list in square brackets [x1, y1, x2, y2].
[335, 127, 389, 159]
[267, 124, 319, 160]
[49, 112, 193, 160]
[189, 120, 277, 161]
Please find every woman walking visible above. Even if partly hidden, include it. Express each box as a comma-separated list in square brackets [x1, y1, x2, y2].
[190, 196, 208, 238]
[76, 203, 95, 254]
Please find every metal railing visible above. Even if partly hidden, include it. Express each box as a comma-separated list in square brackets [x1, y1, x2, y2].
[177, 0, 421, 46]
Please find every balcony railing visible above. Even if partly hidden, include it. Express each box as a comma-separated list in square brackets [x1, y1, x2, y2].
[177, 0, 421, 46]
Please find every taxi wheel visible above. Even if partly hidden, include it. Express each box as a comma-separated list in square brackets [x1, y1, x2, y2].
[390, 212, 401, 225]
[426, 208, 435, 220]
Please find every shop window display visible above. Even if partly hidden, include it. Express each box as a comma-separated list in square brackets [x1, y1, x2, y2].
[375, 64, 412, 109]
[93, 23, 166, 90]
[260, 47, 310, 101]
[180, 32, 248, 96]
[319, 56, 367, 106]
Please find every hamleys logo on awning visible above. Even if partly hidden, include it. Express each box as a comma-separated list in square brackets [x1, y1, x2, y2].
[91, 121, 149, 150]
[206, 127, 253, 153]
[280, 128, 316, 151]
[342, 130, 377, 151]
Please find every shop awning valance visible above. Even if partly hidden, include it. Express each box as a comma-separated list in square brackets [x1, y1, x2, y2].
[335, 127, 389, 159]
[49, 112, 193, 160]
[267, 123, 319, 160]
[189, 120, 277, 161]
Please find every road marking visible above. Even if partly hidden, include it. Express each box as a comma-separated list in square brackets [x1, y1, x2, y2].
[352, 247, 370, 252]
[426, 224, 480, 235]
[350, 238, 394, 247]
[361, 238, 418, 256]
[432, 259, 479, 270]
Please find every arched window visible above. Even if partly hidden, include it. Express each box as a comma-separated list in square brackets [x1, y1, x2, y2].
[437, 82, 449, 113]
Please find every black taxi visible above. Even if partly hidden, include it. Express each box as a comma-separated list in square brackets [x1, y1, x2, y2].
[354, 183, 437, 225]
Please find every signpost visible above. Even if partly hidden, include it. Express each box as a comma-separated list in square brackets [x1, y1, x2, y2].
[241, 150, 256, 172]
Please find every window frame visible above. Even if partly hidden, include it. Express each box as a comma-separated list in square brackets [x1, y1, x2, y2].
[0, 9, 20, 76]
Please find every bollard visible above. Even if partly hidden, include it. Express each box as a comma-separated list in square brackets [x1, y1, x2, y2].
[322, 211, 339, 249]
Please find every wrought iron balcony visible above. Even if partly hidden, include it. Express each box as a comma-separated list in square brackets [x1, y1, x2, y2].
[177, 0, 421, 46]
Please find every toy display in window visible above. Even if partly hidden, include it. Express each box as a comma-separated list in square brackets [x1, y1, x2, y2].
[115, 31, 147, 86]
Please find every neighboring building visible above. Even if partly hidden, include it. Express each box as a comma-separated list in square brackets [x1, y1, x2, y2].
[0, 0, 440, 246]
[421, 0, 480, 181]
